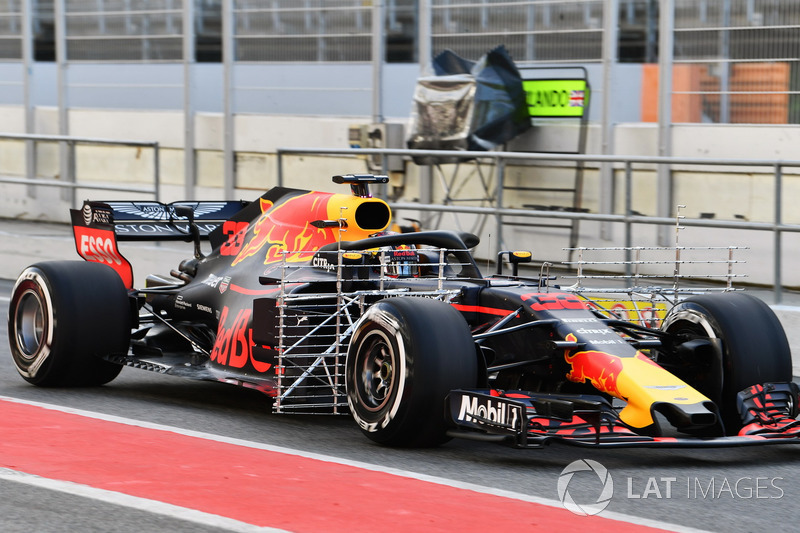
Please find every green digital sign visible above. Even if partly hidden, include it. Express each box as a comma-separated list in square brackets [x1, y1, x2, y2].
[522, 79, 589, 118]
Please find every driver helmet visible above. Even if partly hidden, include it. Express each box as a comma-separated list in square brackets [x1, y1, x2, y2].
[386, 244, 419, 278]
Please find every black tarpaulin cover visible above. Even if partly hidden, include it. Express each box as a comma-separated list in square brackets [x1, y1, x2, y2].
[407, 46, 531, 164]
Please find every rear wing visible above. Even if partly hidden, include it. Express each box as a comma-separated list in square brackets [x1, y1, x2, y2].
[70, 199, 248, 289]
[99, 200, 248, 241]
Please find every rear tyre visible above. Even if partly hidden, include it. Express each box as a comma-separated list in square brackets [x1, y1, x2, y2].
[346, 297, 477, 447]
[659, 293, 791, 434]
[8, 261, 130, 387]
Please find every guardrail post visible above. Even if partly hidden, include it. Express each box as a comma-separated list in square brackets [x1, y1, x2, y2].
[599, 0, 618, 241]
[495, 156, 505, 258]
[418, 0, 431, 74]
[277, 149, 284, 187]
[624, 160, 633, 279]
[774, 163, 783, 303]
[55, 0, 69, 204]
[371, 0, 385, 124]
[64, 139, 76, 206]
[22, 0, 35, 199]
[657, 0, 674, 246]
[24, 141, 36, 199]
[222, 0, 235, 200]
[153, 142, 161, 202]
[183, 0, 195, 201]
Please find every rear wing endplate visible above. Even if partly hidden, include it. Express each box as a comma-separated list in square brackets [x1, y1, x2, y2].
[69, 199, 248, 289]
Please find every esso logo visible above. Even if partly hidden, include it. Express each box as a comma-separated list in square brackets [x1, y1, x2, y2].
[80, 235, 122, 265]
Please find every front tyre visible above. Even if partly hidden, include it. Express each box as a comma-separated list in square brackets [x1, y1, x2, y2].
[8, 261, 131, 387]
[346, 298, 477, 447]
[659, 293, 791, 434]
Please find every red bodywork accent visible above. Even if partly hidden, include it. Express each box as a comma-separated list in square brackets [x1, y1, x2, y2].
[738, 384, 800, 436]
[450, 303, 515, 317]
[72, 224, 134, 289]
[527, 414, 639, 438]
[635, 351, 662, 367]
[521, 292, 588, 311]
[210, 306, 271, 373]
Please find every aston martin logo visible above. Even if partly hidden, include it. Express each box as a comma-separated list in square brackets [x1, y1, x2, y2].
[105, 202, 229, 220]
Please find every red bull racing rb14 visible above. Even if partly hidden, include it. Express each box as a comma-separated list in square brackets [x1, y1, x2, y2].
[7, 174, 800, 449]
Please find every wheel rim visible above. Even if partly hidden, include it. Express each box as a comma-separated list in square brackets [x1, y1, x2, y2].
[356, 330, 396, 412]
[663, 308, 716, 339]
[15, 288, 46, 359]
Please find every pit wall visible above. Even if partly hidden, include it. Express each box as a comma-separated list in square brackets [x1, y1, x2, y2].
[1, 105, 800, 286]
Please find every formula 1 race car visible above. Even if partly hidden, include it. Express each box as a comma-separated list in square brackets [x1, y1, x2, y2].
[7, 174, 800, 448]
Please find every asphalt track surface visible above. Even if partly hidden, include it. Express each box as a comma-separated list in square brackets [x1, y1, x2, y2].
[2, 277, 800, 533]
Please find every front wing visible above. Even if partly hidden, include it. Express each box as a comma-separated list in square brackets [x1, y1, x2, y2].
[446, 387, 800, 448]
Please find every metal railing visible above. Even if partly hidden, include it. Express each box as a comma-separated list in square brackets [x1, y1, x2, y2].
[277, 146, 800, 303]
[0, 132, 161, 204]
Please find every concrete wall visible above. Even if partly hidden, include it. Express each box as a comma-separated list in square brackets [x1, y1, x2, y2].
[0, 62, 422, 118]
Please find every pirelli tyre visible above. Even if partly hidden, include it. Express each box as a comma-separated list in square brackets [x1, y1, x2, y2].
[8, 261, 130, 387]
[346, 297, 478, 447]
[659, 293, 792, 435]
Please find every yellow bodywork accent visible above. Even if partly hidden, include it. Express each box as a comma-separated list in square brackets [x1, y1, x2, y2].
[325, 194, 391, 241]
[588, 299, 669, 328]
[563, 332, 710, 429]
[615, 354, 710, 428]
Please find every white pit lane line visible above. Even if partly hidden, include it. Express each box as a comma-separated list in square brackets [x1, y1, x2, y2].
[0, 468, 286, 533]
[0, 395, 712, 533]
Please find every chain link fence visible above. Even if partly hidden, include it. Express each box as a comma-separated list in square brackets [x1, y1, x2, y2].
[233, 0, 371, 62]
[431, 0, 606, 64]
[672, 0, 800, 124]
[4, 0, 800, 122]
[0, 0, 22, 59]
[63, 0, 184, 61]
[0, 0, 23, 105]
